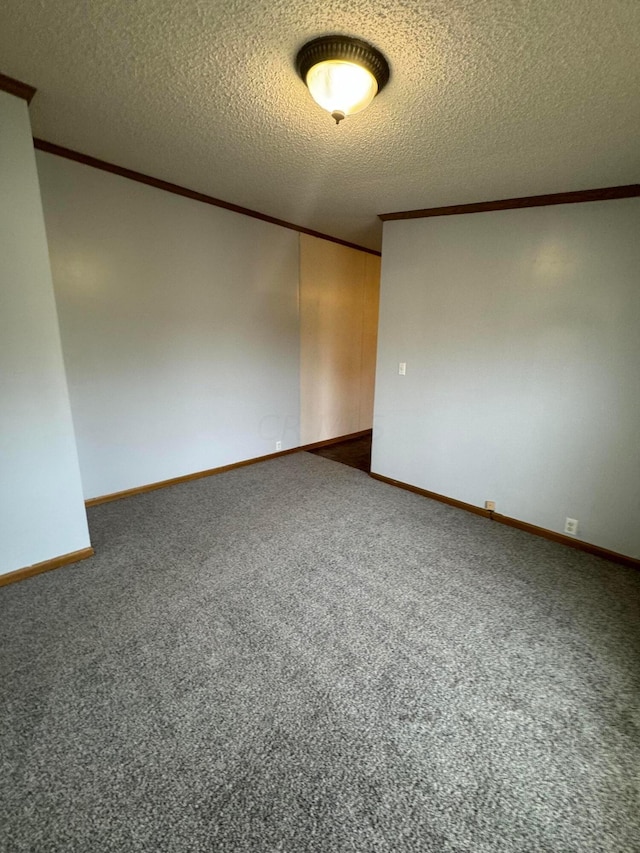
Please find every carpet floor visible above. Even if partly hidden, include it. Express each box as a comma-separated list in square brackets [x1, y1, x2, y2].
[1, 452, 639, 852]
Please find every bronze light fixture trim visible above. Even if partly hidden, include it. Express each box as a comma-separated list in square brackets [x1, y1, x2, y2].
[296, 35, 390, 124]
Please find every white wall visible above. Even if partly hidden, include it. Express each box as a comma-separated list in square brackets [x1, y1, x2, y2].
[0, 92, 90, 575]
[373, 199, 640, 559]
[36, 152, 300, 500]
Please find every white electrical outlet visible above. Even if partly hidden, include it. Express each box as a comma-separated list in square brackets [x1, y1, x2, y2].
[564, 517, 578, 536]
[485, 500, 496, 511]
[399, 362, 406, 375]
[275, 441, 282, 451]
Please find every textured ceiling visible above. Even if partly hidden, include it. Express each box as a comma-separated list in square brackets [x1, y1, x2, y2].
[1, 0, 639, 250]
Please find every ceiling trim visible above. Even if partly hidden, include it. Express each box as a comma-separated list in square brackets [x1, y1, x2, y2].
[379, 185, 640, 221]
[0, 71, 36, 104]
[33, 138, 381, 257]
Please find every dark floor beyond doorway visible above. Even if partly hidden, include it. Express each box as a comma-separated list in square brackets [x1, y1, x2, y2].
[308, 430, 372, 472]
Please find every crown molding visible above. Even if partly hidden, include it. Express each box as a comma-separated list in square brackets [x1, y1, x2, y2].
[0, 71, 36, 104]
[33, 138, 381, 256]
[379, 185, 640, 221]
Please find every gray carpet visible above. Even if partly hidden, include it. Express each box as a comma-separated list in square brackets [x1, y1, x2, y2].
[1, 452, 639, 853]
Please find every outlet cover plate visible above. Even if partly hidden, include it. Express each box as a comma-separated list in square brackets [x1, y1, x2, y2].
[564, 517, 578, 535]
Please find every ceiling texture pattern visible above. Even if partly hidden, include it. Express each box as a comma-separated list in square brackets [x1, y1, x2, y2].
[1, 0, 638, 249]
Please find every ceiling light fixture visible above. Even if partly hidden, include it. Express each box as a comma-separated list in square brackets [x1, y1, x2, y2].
[296, 35, 390, 125]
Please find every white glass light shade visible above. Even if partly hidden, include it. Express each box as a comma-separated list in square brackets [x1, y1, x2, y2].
[305, 60, 378, 119]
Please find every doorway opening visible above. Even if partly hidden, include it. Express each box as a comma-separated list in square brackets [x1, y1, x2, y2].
[308, 429, 372, 473]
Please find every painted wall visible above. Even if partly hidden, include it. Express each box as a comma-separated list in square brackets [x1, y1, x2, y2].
[372, 199, 640, 558]
[0, 92, 90, 575]
[300, 235, 380, 444]
[36, 152, 300, 500]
